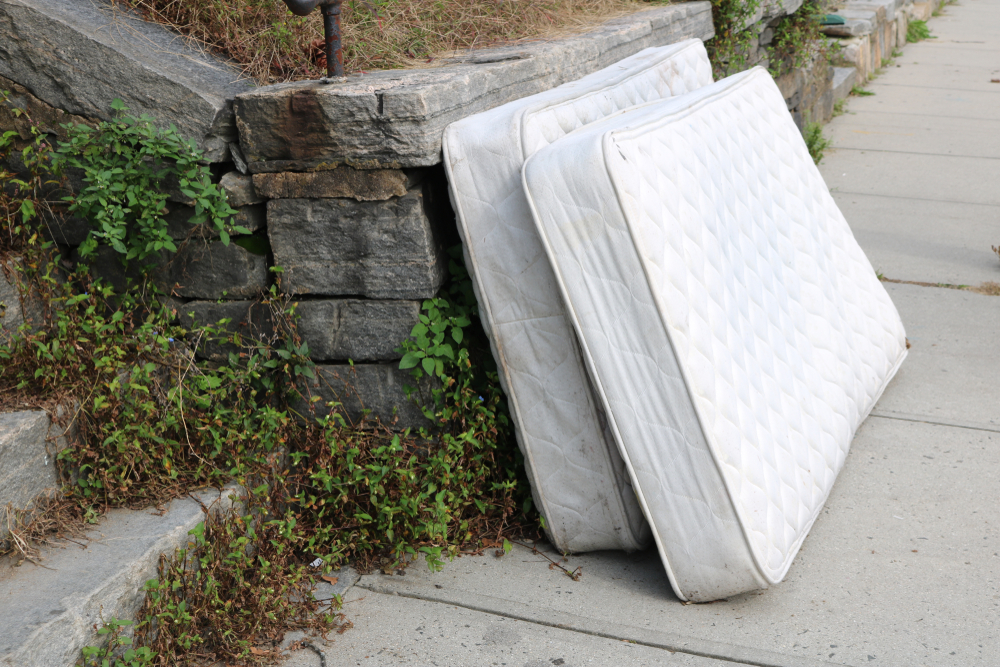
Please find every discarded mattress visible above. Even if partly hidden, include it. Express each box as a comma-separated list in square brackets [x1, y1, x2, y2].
[522, 67, 907, 601]
[443, 39, 713, 554]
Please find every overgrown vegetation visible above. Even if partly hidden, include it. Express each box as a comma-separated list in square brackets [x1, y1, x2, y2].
[804, 121, 831, 164]
[705, 0, 762, 77]
[111, 0, 663, 84]
[766, 0, 837, 78]
[907, 18, 933, 42]
[1, 94, 532, 665]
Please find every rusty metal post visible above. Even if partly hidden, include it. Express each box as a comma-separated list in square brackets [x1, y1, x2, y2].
[321, 0, 344, 78]
[280, 0, 345, 80]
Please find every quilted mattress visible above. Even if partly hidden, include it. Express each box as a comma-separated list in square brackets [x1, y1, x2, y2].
[522, 67, 907, 601]
[443, 40, 713, 554]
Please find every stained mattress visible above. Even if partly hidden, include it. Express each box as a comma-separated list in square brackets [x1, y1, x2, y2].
[522, 67, 907, 601]
[443, 40, 713, 553]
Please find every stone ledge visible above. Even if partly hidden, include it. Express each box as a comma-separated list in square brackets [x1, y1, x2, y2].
[0, 488, 237, 666]
[0, 410, 72, 539]
[0, 0, 254, 162]
[233, 2, 714, 171]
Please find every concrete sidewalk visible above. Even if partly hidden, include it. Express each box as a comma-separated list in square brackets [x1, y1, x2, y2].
[286, 3, 1000, 665]
[822, 0, 1000, 287]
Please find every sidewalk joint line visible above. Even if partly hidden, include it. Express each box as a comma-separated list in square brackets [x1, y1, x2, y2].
[829, 190, 1000, 208]
[831, 109, 1000, 123]
[864, 82, 1000, 94]
[355, 583, 842, 667]
[830, 146, 1000, 160]
[870, 413, 1000, 434]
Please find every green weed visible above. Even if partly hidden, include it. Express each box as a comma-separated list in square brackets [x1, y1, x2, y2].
[2, 92, 532, 666]
[804, 122, 831, 164]
[766, 0, 839, 78]
[907, 19, 933, 42]
[51, 100, 244, 265]
[705, 0, 763, 77]
[79, 618, 155, 667]
[851, 86, 875, 96]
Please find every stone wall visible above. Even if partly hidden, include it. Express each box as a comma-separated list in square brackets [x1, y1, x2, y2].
[0, 0, 713, 429]
[4, 0, 947, 429]
[823, 0, 946, 86]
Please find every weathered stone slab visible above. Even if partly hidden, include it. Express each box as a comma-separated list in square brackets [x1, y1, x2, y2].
[170, 238, 270, 299]
[178, 300, 276, 361]
[0, 411, 55, 528]
[268, 187, 447, 299]
[0, 259, 43, 337]
[180, 298, 421, 362]
[0, 0, 254, 162]
[300, 363, 434, 430]
[40, 211, 90, 247]
[233, 3, 714, 171]
[832, 66, 857, 101]
[253, 167, 409, 201]
[220, 171, 264, 208]
[0, 407, 76, 540]
[0, 73, 94, 139]
[895, 8, 909, 48]
[296, 299, 420, 361]
[0, 488, 236, 667]
[821, 17, 874, 37]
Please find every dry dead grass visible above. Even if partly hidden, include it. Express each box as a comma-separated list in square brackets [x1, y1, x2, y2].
[881, 277, 1000, 296]
[113, 0, 663, 85]
[973, 281, 1000, 296]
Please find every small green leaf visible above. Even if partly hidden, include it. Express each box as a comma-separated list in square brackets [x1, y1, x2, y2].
[399, 351, 422, 369]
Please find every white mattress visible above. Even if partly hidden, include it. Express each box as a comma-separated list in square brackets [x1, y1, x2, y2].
[523, 67, 907, 601]
[443, 40, 713, 554]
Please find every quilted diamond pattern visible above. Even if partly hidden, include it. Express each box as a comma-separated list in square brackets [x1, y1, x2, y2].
[524, 67, 906, 599]
[444, 40, 713, 554]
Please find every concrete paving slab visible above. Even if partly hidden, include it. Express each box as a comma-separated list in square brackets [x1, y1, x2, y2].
[825, 113, 1000, 157]
[832, 84, 1000, 122]
[831, 193, 1000, 285]
[354, 417, 1000, 667]
[281, 589, 746, 666]
[820, 150, 1000, 206]
[874, 283, 1000, 430]
[857, 61, 1000, 90]
[874, 43, 1000, 67]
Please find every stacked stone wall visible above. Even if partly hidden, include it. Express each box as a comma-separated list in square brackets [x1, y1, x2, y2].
[9, 0, 951, 430]
[0, 0, 716, 430]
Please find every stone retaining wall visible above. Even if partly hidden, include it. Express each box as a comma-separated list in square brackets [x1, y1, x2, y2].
[0, 0, 714, 429]
[1, 0, 942, 429]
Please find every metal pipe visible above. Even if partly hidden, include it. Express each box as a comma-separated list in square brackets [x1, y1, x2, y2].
[321, 0, 344, 78]
[280, 0, 344, 78]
